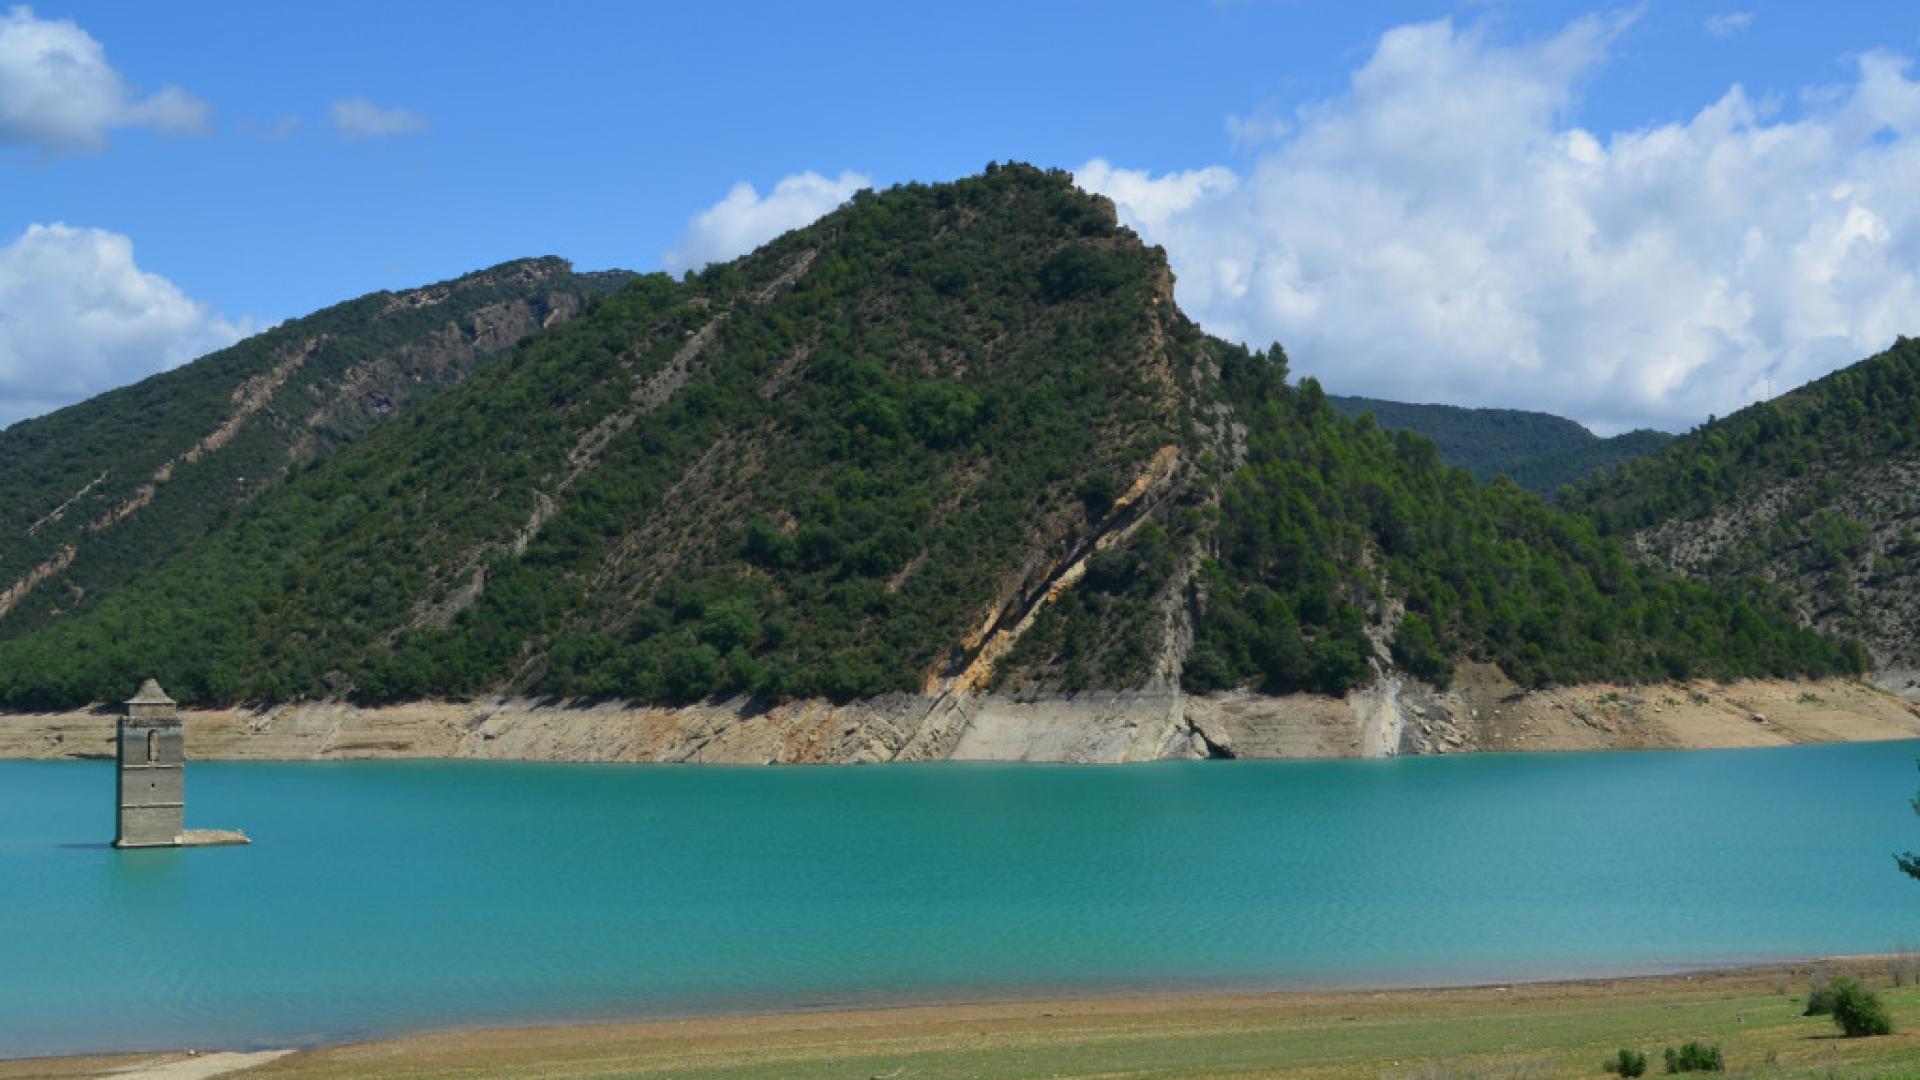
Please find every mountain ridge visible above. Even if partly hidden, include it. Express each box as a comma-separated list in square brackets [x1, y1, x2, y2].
[0, 165, 1862, 710]
[1567, 338, 1920, 691]
[0, 257, 627, 641]
[1326, 394, 1675, 496]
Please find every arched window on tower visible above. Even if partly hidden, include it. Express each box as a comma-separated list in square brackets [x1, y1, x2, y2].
[147, 729, 159, 763]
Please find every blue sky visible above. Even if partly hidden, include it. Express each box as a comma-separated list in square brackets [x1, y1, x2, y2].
[5, 1, 1920, 431]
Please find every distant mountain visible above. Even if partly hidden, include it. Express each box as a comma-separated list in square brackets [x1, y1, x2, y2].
[1327, 395, 1674, 496]
[0, 165, 1857, 709]
[0, 257, 627, 641]
[1566, 340, 1920, 685]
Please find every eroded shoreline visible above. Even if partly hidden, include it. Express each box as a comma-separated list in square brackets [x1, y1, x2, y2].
[2, 668, 1915, 764]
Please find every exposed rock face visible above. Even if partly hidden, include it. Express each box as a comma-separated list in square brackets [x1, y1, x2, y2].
[1873, 669, 1920, 704]
[1566, 340, 1920, 687]
[3, 675, 1912, 764]
[1628, 451, 1920, 678]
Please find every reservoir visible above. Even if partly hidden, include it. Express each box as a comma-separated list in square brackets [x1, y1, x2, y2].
[4, 741, 1919, 1058]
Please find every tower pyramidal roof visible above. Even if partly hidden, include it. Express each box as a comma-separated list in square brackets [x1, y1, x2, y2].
[125, 678, 175, 706]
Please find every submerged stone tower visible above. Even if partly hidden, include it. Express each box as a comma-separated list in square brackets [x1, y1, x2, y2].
[113, 679, 248, 849]
[115, 679, 184, 847]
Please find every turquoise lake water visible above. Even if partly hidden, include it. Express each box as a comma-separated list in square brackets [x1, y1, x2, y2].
[5, 743, 1920, 1057]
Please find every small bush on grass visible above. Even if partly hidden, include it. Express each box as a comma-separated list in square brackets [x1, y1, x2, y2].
[1662, 1041, 1723, 1073]
[1828, 977, 1894, 1037]
[1805, 981, 1837, 1016]
[1603, 1047, 1648, 1076]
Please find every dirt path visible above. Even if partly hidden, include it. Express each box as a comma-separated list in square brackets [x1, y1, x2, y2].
[4, 1049, 294, 1080]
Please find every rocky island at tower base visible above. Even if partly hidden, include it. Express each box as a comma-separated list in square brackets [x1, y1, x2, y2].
[170, 829, 251, 846]
[114, 678, 249, 849]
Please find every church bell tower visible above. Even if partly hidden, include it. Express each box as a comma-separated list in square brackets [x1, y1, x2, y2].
[115, 679, 185, 847]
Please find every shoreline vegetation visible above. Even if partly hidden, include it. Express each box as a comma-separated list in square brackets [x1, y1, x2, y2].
[13, 958, 1920, 1079]
[1, 672, 1914, 764]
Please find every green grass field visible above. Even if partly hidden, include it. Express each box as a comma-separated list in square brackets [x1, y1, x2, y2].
[15, 962, 1920, 1080]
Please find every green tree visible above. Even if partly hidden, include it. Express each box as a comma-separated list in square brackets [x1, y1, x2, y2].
[663, 646, 721, 702]
[1899, 760, 1920, 883]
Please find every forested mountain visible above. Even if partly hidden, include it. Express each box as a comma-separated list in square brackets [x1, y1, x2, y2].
[0, 259, 626, 643]
[1567, 340, 1920, 679]
[0, 166, 1860, 709]
[1327, 395, 1673, 496]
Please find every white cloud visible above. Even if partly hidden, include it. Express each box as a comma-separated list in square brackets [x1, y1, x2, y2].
[1079, 15, 1920, 433]
[121, 83, 212, 135]
[0, 5, 210, 154]
[0, 224, 251, 428]
[1226, 108, 1291, 151]
[663, 170, 870, 274]
[1076, 160, 1238, 234]
[329, 97, 428, 139]
[1705, 12, 1755, 38]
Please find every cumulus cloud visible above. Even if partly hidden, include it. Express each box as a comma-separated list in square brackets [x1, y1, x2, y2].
[329, 97, 428, 139]
[0, 5, 210, 154]
[0, 224, 251, 428]
[1705, 12, 1755, 38]
[1077, 160, 1238, 234]
[663, 170, 870, 274]
[1078, 15, 1920, 433]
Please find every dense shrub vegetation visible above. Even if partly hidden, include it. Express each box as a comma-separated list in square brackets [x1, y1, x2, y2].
[0, 165, 1179, 706]
[1603, 1047, 1648, 1076]
[0, 258, 618, 641]
[1827, 978, 1894, 1037]
[1662, 1041, 1723, 1073]
[1178, 345, 1861, 696]
[1328, 395, 1673, 497]
[1568, 339, 1920, 534]
[1565, 337, 1920, 667]
[0, 166, 1867, 707]
[1805, 981, 1839, 1016]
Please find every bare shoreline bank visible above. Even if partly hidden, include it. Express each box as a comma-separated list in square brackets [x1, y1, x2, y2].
[12, 956, 1919, 1079]
[2, 668, 1915, 764]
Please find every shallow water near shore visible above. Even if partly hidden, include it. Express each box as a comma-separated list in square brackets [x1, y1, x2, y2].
[4, 742, 1920, 1058]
